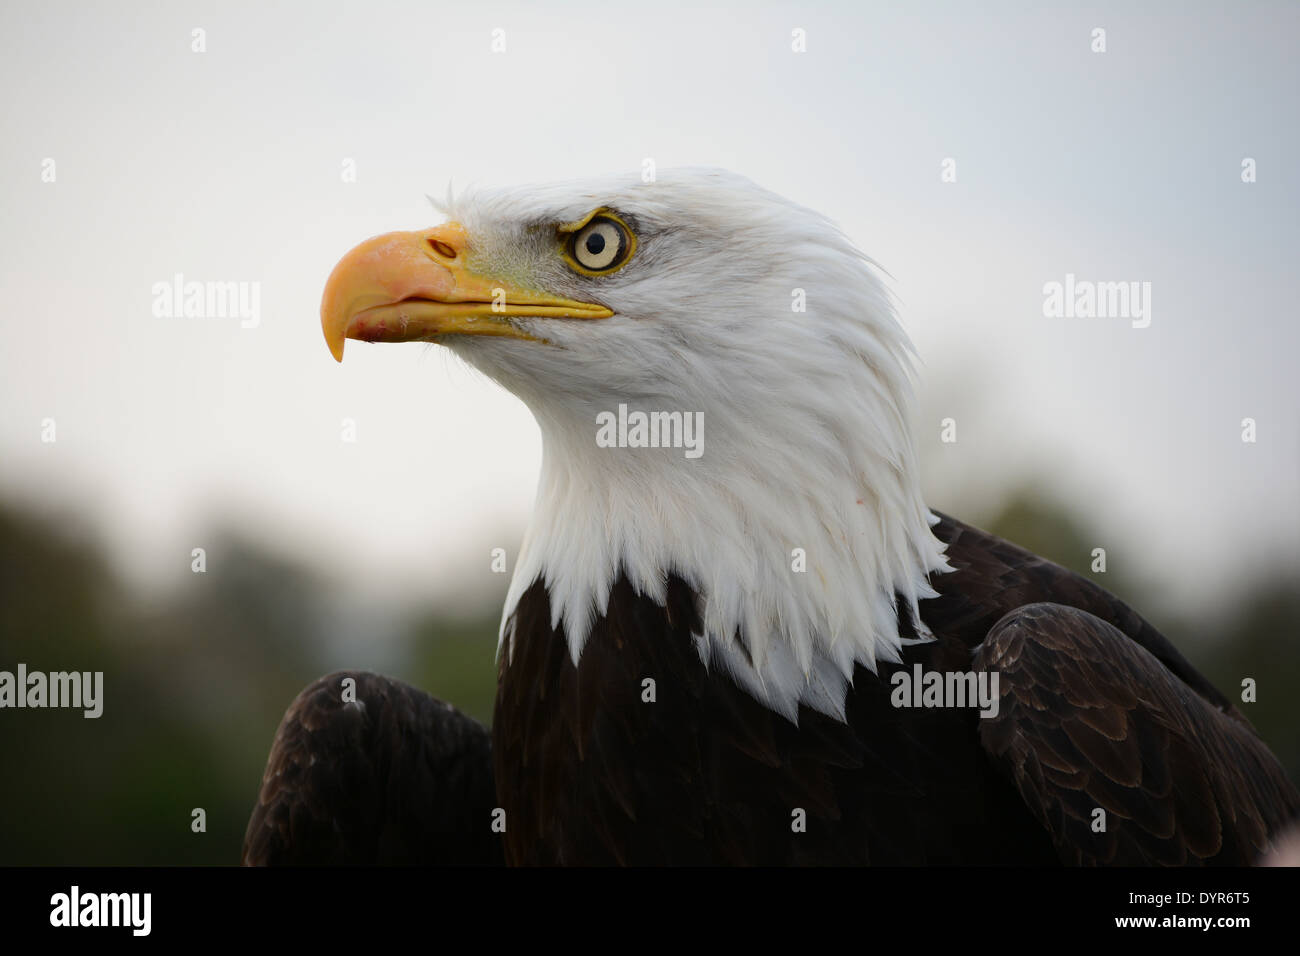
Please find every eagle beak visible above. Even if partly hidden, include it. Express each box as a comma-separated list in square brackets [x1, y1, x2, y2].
[320, 222, 613, 362]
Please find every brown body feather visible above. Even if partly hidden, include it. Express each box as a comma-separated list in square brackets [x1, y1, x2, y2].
[242, 671, 500, 865]
[492, 512, 1298, 864]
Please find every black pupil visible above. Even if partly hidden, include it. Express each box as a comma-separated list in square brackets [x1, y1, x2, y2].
[584, 231, 607, 256]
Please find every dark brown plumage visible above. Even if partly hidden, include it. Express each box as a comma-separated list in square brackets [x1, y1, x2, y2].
[242, 671, 500, 865]
[491, 512, 1298, 864]
[977, 604, 1297, 864]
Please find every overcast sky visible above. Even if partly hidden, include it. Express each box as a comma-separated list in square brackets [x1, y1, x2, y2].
[2, 0, 1296, 614]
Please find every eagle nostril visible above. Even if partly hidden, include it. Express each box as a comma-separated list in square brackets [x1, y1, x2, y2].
[428, 239, 457, 260]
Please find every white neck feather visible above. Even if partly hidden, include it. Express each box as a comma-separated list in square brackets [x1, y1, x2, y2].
[495, 302, 950, 723]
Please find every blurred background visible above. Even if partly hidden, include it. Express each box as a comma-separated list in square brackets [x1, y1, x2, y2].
[1, 0, 1296, 863]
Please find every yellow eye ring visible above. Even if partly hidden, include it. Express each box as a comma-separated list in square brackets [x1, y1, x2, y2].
[558, 208, 636, 276]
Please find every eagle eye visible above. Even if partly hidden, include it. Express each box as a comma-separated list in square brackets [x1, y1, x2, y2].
[560, 211, 635, 276]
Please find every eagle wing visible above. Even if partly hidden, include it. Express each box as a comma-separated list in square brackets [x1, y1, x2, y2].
[242, 671, 501, 865]
[975, 603, 1299, 865]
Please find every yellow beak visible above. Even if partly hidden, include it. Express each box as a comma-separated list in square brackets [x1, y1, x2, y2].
[320, 222, 613, 362]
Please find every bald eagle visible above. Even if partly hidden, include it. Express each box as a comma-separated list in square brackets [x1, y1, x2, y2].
[244, 168, 1298, 865]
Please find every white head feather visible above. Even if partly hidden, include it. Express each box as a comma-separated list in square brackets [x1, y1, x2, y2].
[441, 167, 950, 722]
